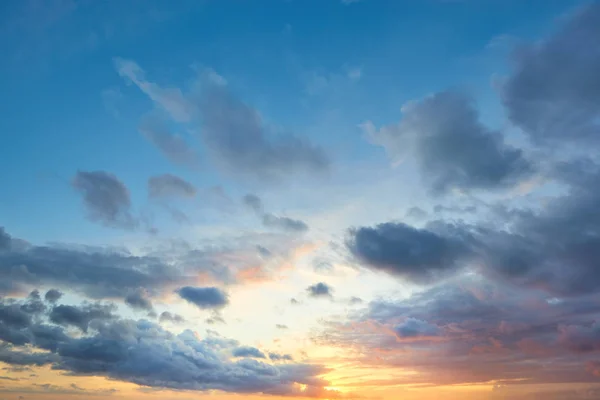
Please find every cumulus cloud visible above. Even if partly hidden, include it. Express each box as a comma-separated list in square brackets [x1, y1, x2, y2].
[176, 286, 229, 310]
[394, 318, 441, 338]
[347, 222, 474, 284]
[72, 170, 137, 229]
[124, 289, 154, 312]
[44, 289, 63, 304]
[307, 282, 333, 298]
[0, 293, 332, 397]
[502, 3, 600, 147]
[148, 174, 196, 199]
[364, 90, 532, 194]
[49, 303, 116, 333]
[232, 346, 267, 359]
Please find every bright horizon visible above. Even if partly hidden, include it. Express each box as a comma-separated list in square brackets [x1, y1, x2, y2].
[2, 1, 600, 399]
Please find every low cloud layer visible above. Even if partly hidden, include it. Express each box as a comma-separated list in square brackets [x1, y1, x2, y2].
[0, 294, 332, 396]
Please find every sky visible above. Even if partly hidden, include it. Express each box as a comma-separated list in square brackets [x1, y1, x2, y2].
[1, 0, 600, 399]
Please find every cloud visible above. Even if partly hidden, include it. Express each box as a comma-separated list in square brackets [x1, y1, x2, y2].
[276, 324, 289, 330]
[0, 227, 183, 298]
[49, 303, 116, 333]
[317, 276, 600, 387]
[394, 318, 441, 338]
[199, 84, 330, 182]
[138, 115, 198, 166]
[478, 162, 600, 295]
[0, 293, 333, 397]
[244, 194, 309, 233]
[502, 3, 600, 147]
[307, 282, 333, 298]
[158, 311, 185, 324]
[176, 286, 229, 310]
[44, 289, 63, 303]
[269, 352, 294, 361]
[243, 194, 263, 213]
[124, 289, 153, 312]
[72, 170, 137, 230]
[232, 346, 267, 359]
[347, 222, 474, 284]
[364, 90, 532, 194]
[148, 174, 196, 199]
[114, 58, 192, 123]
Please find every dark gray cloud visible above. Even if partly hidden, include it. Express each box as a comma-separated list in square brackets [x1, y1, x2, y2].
[366, 90, 532, 194]
[44, 289, 63, 304]
[478, 162, 600, 295]
[124, 289, 153, 312]
[394, 318, 440, 338]
[306, 282, 333, 298]
[148, 174, 196, 199]
[176, 286, 229, 310]
[232, 346, 267, 359]
[347, 222, 474, 284]
[72, 170, 137, 229]
[49, 303, 116, 333]
[158, 311, 185, 324]
[503, 3, 600, 147]
[0, 228, 183, 298]
[138, 115, 198, 166]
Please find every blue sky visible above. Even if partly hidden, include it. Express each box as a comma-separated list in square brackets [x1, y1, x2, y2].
[2, 1, 600, 400]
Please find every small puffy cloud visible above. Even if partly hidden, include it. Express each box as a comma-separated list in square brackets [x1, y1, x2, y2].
[276, 324, 289, 330]
[72, 170, 137, 229]
[44, 289, 63, 303]
[307, 282, 333, 298]
[232, 346, 267, 359]
[124, 289, 153, 311]
[176, 286, 229, 310]
[269, 352, 294, 361]
[148, 174, 196, 199]
[159, 311, 185, 324]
